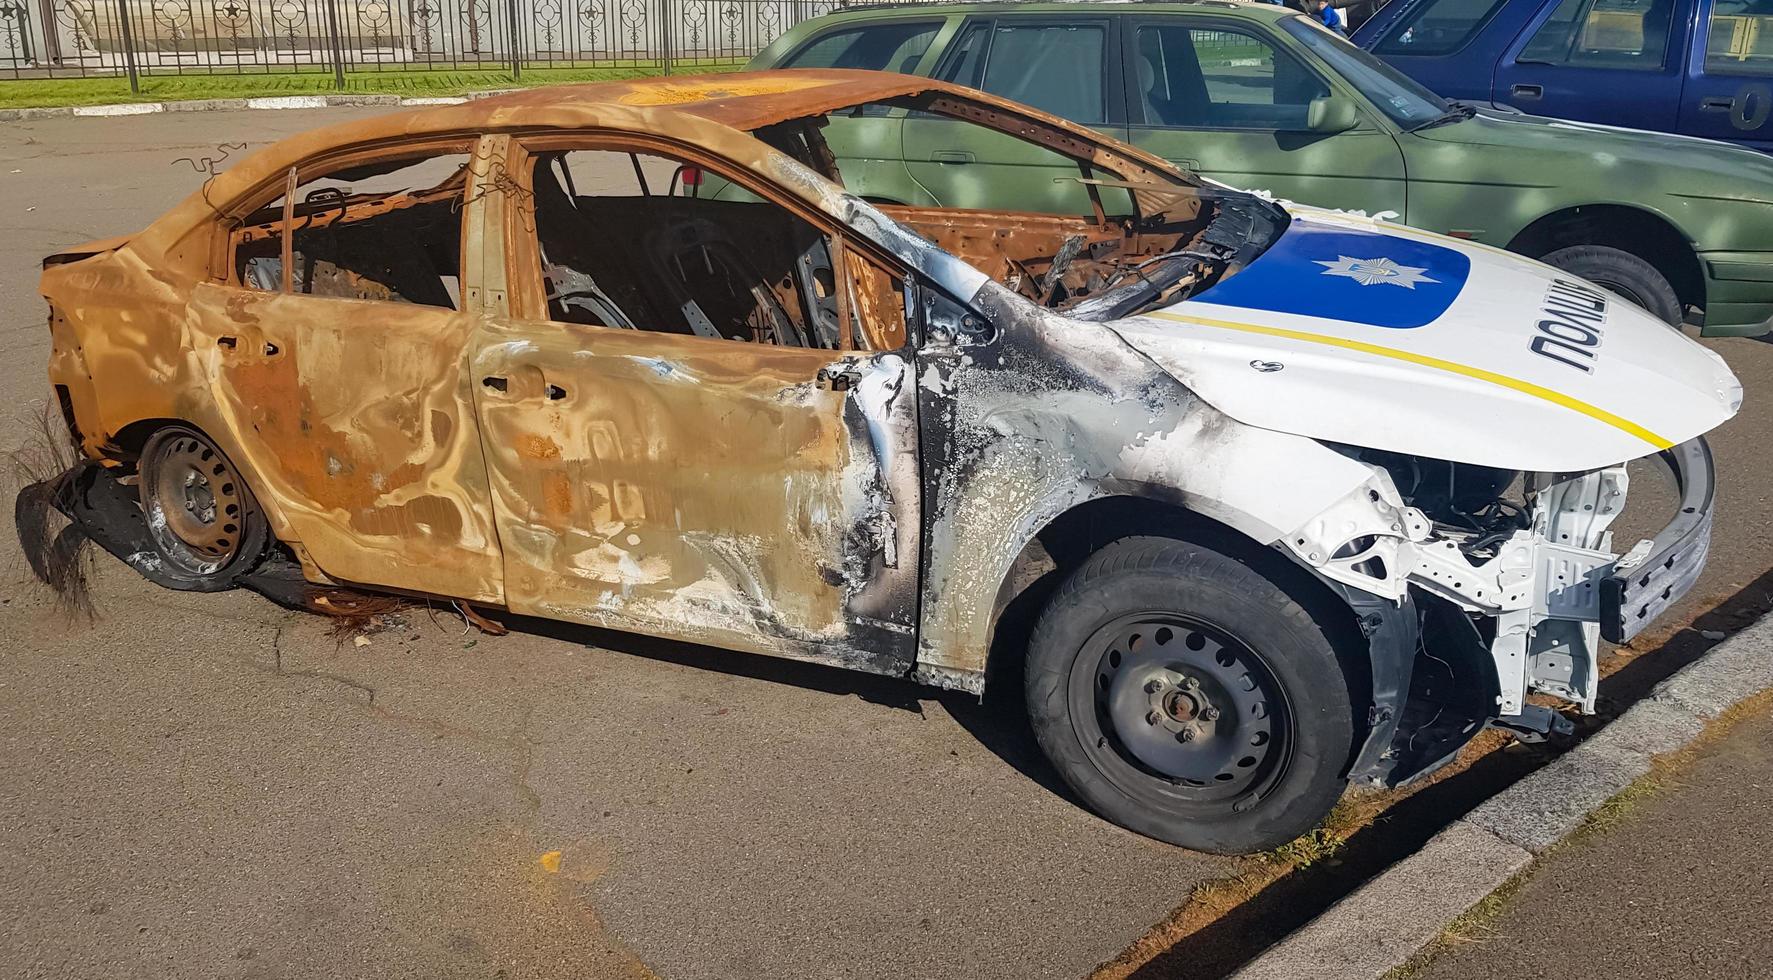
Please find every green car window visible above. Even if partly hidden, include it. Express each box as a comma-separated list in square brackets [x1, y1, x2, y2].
[941, 22, 1108, 123]
[1281, 16, 1449, 127]
[1517, 0, 1674, 68]
[1705, 0, 1773, 75]
[937, 22, 992, 88]
[1372, 0, 1510, 55]
[1136, 23, 1328, 130]
[779, 21, 941, 73]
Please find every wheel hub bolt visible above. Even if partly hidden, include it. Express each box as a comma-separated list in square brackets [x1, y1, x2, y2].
[1178, 726, 1197, 743]
[1146, 711, 1161, 726]
[1184, 676, 1201, 691]
[1145, 679, 1164, 694]
[1202, 706, 1221, 722]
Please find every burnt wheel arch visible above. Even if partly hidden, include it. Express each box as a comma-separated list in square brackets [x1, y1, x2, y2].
[1507, 205, 1703, 317]
[110, 416, 189, 461]
[74, 419, 276, 590]
[981, 495, 1379, 760]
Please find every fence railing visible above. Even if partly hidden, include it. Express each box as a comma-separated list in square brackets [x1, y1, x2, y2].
[0, 0, 878, 87]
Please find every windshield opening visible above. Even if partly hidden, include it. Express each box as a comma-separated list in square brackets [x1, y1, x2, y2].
[1280, 16, 1452, 128]
[713, 92, 1285, 321]
[753, 91, 1211, 224]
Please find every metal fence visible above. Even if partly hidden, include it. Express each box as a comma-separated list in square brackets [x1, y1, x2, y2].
[0, 0, 873, 86]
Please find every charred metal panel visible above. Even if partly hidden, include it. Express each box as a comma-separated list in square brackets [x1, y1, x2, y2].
[186, 284, 505, 602]
[471, 318, 920, 674]
[40, 228, 317, 565]
[911, 281, 1384, 681]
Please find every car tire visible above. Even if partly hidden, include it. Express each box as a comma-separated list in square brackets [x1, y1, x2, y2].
[1540, 245, 1682, 327]
[137, 425, 270, 591]
[1024, 536, 1357, 854]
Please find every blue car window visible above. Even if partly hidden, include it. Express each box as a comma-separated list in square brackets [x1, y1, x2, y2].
[1137, 23, 1328, 130]
[1706, 0, 1773, 75]
[975, 24, 1109, 123]
[779, 22, 942, 74]
[1518, 0, 1674, 68]
[1372, 0, 1510, 54]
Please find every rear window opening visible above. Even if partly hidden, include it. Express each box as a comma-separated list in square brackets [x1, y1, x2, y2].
[233, 151, 469, 310]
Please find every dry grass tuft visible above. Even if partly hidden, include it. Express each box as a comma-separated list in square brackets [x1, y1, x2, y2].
[7, 403, 96, 618]
[306, 590, 415, 646]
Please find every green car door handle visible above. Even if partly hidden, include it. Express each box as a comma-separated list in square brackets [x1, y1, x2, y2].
[930, 150, 975, 164]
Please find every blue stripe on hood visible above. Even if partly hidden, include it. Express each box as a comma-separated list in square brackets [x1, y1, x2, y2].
[1189, 220, 1472, 329]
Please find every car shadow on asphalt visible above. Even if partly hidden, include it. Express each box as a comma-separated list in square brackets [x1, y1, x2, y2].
[494, 589, 1079, 805]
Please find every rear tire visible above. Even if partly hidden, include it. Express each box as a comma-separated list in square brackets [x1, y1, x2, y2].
[1024, 537, 1356, 854]
[1540, 245, 1682, 327]
[137, 425, 269, 590]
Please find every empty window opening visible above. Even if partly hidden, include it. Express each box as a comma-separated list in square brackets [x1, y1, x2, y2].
[234, 151, 470, 309]
[735, 94, 1283, 322]
[529, 148, 888, 350]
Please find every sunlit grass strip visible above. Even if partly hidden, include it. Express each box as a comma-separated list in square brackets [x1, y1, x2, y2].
[0, 61, 746, 109]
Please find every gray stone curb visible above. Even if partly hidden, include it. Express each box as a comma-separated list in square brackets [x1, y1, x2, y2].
[0, 106, 75, 120]
[1231, 608, 1773, 980]
[0, 88, 527, 121]
[1233, 822, 1532, 980]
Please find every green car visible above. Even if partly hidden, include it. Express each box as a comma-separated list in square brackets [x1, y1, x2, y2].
[749, 2, 1773, 335]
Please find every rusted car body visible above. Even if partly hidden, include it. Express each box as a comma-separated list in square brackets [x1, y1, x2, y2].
[29, 71, 1737, 853]
[36, 72, 1204, 680]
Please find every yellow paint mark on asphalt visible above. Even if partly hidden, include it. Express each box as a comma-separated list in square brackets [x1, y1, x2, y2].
[538, 850, 562, 874]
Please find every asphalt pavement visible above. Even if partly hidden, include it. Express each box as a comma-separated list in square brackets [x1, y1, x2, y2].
[1408, 701, 1773, 980]
[1, 107, 1771, 980]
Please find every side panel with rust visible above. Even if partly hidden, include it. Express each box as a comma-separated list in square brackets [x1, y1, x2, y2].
[186, 284, 505, 602]
[41, 240, 313, 556]
[470, 318, 919, 672]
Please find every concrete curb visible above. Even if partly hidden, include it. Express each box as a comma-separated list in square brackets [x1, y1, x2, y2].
[0, 88, 522, 122]
[1232, 609, 1773, 980]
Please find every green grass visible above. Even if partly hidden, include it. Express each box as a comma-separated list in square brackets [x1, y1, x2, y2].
[0, 60, 746, 108]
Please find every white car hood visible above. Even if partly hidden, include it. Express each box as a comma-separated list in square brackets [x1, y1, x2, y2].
[1108, 210, 1742, 472]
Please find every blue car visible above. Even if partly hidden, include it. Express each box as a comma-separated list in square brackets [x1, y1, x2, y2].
[1353, 0, 1773, 150]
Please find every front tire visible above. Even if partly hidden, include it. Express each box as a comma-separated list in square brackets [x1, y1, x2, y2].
[1025, 537, 1356, 854]
[1540, 245, 1682, 327]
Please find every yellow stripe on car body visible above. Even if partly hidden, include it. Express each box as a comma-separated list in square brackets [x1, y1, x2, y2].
[1146, 310, 1674, 450]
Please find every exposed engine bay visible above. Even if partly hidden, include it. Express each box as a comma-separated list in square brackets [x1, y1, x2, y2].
[752, 95, 1286, 326]
[1305, 442, 1710, 787]
[1356, 451, 1531, 565]
[882, 189, 1282, 322]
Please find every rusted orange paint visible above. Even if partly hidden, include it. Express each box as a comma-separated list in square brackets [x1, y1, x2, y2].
[38, 68, 1201, 683]
[517, 434, 563, 461]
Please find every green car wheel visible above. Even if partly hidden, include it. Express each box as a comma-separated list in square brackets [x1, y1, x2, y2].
[1541, 245, 1684, 328]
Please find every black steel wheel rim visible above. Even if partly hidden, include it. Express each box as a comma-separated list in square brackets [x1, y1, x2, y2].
[141, 430, 246, 577]
[1068, 612, 1293, 807]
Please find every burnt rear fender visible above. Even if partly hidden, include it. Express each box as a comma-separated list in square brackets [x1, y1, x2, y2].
[43, 233, 133, 268]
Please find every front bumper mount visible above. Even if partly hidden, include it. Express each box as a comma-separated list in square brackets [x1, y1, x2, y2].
[1599, 437, 1714, 644]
